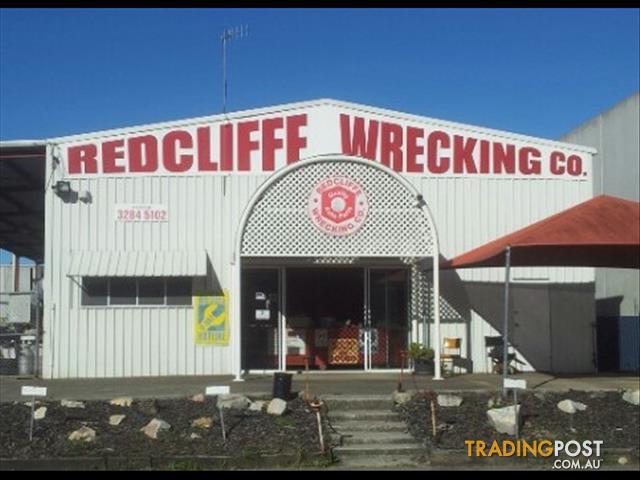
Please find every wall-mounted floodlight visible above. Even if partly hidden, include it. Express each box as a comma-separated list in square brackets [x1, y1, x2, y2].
[52, 180, 71, 196]
[78, 191, 92, 204]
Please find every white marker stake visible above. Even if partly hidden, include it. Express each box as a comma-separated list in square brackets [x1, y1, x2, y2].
[205, 386, 230, 444]
[503, 378, 526, 439]
[218, 404, 227, 444]
[503, 378, 527, 390]
[21, 386, 47, 441]
[205, 386, 230, 396]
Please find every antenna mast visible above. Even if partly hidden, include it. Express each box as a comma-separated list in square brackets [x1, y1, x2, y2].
[220, 25, 248, 115]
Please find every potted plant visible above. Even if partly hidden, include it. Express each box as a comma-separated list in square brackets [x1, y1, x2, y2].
[406, 342, 435, 375]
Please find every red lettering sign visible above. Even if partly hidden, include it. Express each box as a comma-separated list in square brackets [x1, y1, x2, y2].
[63, 111, 586, 179]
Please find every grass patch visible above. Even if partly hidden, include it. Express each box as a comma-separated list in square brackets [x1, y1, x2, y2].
[274, 417, 296, 429]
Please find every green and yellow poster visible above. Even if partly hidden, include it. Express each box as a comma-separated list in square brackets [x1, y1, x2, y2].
[194, 290, 229, 345]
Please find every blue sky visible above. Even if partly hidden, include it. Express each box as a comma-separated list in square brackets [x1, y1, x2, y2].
[1, 8, 639, 263]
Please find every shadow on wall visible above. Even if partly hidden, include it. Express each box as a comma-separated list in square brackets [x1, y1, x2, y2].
[193, 257, 223, 297]
[426, 258, 597, 374]
[595, 296, 623, 372]
[457, 279, 596, 374]
[596, 296, 623, 318]
[438, 268, 473, 373]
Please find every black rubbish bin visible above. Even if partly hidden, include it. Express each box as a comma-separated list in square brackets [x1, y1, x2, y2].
[272, 372, 293, 400]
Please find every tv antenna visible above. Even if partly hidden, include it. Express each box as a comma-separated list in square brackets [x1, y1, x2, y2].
[220, 25, 248, 115]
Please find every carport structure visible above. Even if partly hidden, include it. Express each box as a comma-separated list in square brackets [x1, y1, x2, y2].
[443, 194, 640, 390]
[0, 141, 46, 264]
[0, 141, 46, 377]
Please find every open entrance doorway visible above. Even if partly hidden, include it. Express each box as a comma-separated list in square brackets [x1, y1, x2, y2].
[241, 266, 409, 372]
[234, 155, 441, 380]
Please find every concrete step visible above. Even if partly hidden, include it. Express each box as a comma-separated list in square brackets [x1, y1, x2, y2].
[332, 454, 430, 470]
[334, 443, 426, 457]
[330, 420, 408, 432]
[328, 409, 397, 421]
[322, 395, 393, 410]
[340, 431, 418, 445]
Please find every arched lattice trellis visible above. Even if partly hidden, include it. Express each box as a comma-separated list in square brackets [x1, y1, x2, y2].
[240, 157, 436, 258]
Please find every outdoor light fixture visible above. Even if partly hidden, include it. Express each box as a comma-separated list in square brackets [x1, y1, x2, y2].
[52, 180, 71, 195]
[78, 190, 92, 203]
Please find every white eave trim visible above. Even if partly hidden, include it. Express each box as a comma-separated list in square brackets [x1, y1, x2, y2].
[0, 140, 48, 148]
[43, 98, 597, 155]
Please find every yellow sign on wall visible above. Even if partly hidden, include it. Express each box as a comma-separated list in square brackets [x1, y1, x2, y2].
[194, 291, 229, 346]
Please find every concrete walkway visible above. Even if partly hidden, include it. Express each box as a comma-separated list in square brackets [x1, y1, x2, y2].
[1, 372, 638, 403]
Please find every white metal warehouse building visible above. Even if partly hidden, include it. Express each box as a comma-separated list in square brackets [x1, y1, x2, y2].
[2, 99, 599, 379]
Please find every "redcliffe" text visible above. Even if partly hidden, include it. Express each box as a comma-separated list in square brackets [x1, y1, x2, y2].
[66, 113, 585, 177]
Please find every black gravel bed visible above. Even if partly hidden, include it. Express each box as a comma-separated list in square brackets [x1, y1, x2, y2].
[0, 397, 325, 461]
[395, 390, 640, 452]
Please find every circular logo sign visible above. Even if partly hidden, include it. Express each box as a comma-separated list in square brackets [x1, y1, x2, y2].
[308, 176, 369, 236]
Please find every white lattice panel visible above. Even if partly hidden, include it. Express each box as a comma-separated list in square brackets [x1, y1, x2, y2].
[241, 160, 435, 257]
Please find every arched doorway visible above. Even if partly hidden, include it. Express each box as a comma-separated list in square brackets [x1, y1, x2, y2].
[231, 155, 442, 378]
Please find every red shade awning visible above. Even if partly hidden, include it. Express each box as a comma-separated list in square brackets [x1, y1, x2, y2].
[443, 195, 640, 269]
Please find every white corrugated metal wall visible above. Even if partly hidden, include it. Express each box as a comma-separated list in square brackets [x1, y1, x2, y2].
[43, 172, 593, 378]
[44, 174, 267, 378]
[41, 100, 596, 378]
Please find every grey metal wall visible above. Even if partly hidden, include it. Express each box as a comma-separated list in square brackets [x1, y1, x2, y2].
[561, 93, 640, 320]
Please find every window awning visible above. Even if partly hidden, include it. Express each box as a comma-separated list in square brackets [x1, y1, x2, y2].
[68, 250, 209, 277]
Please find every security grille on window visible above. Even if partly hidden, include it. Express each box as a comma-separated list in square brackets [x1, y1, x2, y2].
[81, 277, 192, 306]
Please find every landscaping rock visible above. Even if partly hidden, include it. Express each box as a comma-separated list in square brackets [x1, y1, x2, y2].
[249, 400, 266, 412]
[487, 405, 521, 435]
[109, 414, 126, 426]
[68, 426, 96, 443]
[217, 394, 250, 410]
[267, 398, 287, 416]
[61, 399, 85, 409]
[190, 433, 201, 440]
[487, 396, 505, 409]
[110, 397, 133, 407]
[437, 422, 454, 433]
[437, 394, 463, 407]
[137, 399, 158, 416]
[622, 390, 639, 406]
[191, 394, 205, 403]
[396, 391, 639, 452]
[140, 418, 171, 439]
[392, 390, 412, 405]
[191, 416, 214, 429]
[557, 399, 587, 414]
[33, 406, 47, 420]
[1, 396, 322, 459]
